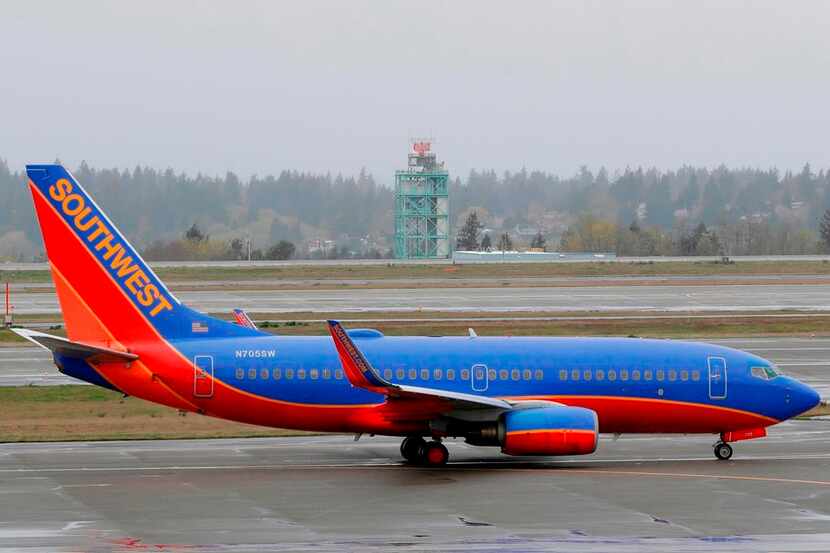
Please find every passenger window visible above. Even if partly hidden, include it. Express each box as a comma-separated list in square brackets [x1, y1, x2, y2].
[273, 368, 281, 380]
[680, 370, 689, 381]
[632, 370, 641, 381]
[396, 368, 405, 380]
[571, 369, 580, 381]
[236, 368, 244, 379]
[608, 370, 617, 381]
[434, 368, 443, 380]
[620, 369, 629, 381]
[408, 369, 417, 380]
[691, 370, 700, 381]
[656, 369, 665, 381]
[534, 369, 544, 381]
[461, 369, 470, 380]
[310, 369, 319, 380]
[248, 368, 257, 380]
[447, 369, 456, 380]
[334, 369, 343, 380]
[583, 370, 592, 381]
[499, 369, 509, 381]
[511, 369, 520, 381]
[421, 369, 429, 380]
[383, 369, 392, 380]
[596, 369, 605, 381]
[559, 369, 568, 381]
[286, 368, 294, 379]
[488, 369, 497, 380]
[668, 369, 677, 381]
[644, 370, 652, 381]
[297, 369, 306, 380]
[523, 369, 532, 381]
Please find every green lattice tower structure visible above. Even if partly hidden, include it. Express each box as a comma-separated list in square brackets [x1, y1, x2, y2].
[394, 141, 450, 259]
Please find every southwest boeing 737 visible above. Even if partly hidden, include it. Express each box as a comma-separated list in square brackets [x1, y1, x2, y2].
[15, 164, 821, 465]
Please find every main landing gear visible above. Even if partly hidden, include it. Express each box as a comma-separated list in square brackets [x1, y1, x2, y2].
[714, 441, 733, 460]
[400, 436, 449, 466]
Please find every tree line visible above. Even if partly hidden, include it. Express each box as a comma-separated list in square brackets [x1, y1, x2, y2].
[2, 158, 830, 260]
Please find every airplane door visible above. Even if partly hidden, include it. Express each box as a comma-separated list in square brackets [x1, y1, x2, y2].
[471, 363, 488, 392]
[193, 355, 214, 398]
[708, 356, 727, 399]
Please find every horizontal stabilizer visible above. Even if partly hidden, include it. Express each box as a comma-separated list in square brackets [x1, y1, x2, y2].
[12, 328, 139, 364]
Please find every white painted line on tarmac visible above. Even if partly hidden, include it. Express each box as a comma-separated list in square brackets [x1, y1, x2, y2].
[4, 453, 830, 474]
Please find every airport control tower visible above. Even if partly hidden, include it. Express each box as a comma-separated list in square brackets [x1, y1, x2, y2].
[394, 140, 450, 259]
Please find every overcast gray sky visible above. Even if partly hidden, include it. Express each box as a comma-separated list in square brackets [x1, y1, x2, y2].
[2, 1, 828, 181]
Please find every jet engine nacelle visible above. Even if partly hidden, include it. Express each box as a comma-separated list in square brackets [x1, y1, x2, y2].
[500, 405, 599, 456]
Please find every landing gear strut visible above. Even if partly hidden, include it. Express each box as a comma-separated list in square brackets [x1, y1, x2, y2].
[400, 437, 449, 466]
[714, 442, 733, 460]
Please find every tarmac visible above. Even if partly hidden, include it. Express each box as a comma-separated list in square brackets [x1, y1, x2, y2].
[8, 282, 830, 315]
[1, 422, 830, 552]
[2, 336, 830, 551]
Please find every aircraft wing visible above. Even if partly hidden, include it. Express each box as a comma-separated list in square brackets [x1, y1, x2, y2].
[12, 328, 138, 364]
[327, 320, 512, 412]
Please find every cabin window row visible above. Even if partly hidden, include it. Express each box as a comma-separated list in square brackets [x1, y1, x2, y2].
[236, 368, 345, 381]
[233, 367, 546, 382]
[557, 368, 701, 382]
[381, 368, 545, 382]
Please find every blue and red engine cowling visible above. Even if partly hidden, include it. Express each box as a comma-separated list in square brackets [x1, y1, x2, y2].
[465, 405, 599, 456]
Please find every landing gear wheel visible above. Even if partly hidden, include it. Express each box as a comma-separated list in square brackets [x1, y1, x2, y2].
[714, 442, 733, 460]
[422, 441, 449, 466]
[400, 436, 426, 462]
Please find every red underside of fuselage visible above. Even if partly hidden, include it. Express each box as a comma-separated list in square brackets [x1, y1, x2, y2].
[32, 183, 780, 439]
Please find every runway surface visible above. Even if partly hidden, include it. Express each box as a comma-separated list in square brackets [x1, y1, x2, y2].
[9, 283, 830, 315]
[2, 422, 830, 552]
[2, 336, 830, 551]
[3, 337, 830, 397]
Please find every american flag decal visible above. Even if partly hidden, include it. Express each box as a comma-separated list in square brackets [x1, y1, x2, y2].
[192, 321, 209, 333]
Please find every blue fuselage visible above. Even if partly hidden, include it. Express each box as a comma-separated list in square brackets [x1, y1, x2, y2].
[165, 334, 819, 432]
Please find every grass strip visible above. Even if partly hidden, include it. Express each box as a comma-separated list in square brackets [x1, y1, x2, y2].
[4, 313, 830, 343]
[4, 259, 830, 284]
[0, 385, 312, 443]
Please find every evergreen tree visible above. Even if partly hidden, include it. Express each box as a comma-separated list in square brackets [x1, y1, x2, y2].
[185, 223, 205, 243]
[530, 231, 546, 250]
[266, 240, 296, 260]
[498, 232, 513, 251]
[229, 238, 245, 259]
[480, 233, 492, 251]
[456, 211, 482, 251]
[820, 209, 830, 251]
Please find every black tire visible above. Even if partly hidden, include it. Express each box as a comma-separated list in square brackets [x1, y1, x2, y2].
[400, 436, 426, 462]
[422, 441, 449, 466]
[714, 442, 733, 460]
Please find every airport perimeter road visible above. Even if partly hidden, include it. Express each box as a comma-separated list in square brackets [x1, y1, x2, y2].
[10, 282, 830, 315]
[3, 337, 830, 396]
[1, 421, 830, 552]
